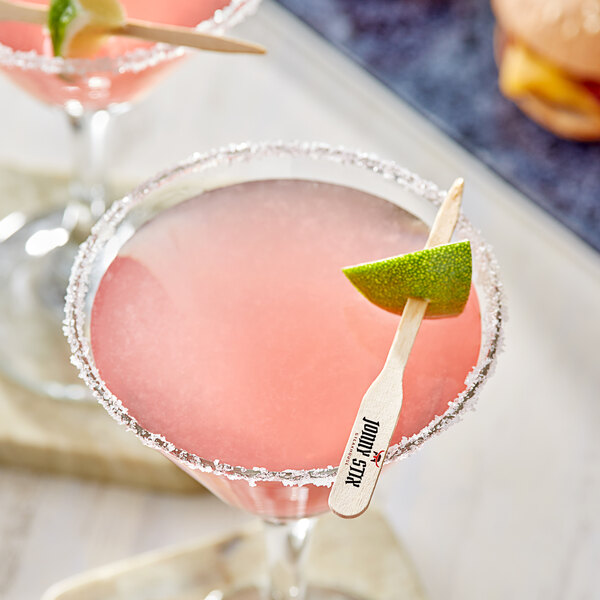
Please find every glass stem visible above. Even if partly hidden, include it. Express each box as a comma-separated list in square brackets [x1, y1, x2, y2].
[63, 101, 113, 238]
[263, 517, 316, 600]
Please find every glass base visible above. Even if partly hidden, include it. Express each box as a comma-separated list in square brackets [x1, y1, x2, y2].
[223, 585, 365, 599]
[42, 510, 426, 600]
[0, 208, 93, 402]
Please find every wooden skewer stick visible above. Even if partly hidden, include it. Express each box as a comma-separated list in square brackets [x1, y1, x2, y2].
[328, 178, 465, 519]
[0, 0, 45, 24]
[0, 0, 266, 55]
[113, 21, 265, 54]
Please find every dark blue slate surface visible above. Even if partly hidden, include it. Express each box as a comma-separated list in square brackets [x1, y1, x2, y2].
[276, 0, 600, 252]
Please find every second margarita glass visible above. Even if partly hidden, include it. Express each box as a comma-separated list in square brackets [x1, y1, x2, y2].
[0, 0, 261, 400]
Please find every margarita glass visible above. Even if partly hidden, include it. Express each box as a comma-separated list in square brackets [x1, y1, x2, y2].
[0, 0, 261, 400]
[65, 141, 504, 599]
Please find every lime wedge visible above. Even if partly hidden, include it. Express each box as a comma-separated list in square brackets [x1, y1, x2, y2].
[343, 240, 472, 318]
[48, 0, 126, 58]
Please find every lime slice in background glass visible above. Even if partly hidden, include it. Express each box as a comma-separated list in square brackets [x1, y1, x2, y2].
[48, 0, 125, 58]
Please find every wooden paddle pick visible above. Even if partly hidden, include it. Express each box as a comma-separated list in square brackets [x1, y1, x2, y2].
[328, 178, 465, 518]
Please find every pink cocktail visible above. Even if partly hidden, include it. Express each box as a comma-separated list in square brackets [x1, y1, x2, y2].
[0, 0, 246, 108]
[65, 142, 504, 599]
[90, 178, 482, 517]
[0, 0, 261, 401]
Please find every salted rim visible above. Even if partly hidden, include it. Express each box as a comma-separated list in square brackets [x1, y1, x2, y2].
[0, 0, 262, 76]
[64, 140, 505, 488]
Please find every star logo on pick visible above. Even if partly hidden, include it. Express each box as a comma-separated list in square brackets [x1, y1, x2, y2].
[371, 450, 384, 468]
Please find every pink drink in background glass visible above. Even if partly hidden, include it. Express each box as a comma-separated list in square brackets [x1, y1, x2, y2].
[90, 179, 481, 518]
[0, 0, 231, 108]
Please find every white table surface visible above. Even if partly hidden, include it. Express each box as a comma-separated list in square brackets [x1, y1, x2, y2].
[1, 2, 599, 599]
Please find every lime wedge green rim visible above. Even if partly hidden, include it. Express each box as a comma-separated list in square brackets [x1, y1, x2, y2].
[343, 240, 472, 318]
[48, 0, 79, 57]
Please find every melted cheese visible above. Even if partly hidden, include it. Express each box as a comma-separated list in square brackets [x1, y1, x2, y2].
[499, 42, 600, 113]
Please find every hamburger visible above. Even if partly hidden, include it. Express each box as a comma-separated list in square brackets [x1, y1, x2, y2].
[492, 0, 600, 140]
